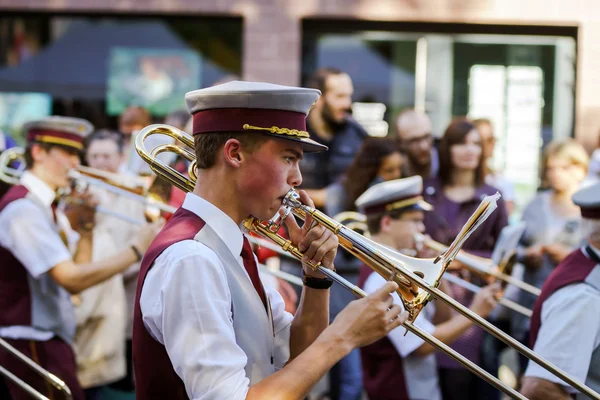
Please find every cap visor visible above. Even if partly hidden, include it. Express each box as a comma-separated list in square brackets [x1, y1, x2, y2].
[416, 199, 434, 212]
[267, 133, 328, 153]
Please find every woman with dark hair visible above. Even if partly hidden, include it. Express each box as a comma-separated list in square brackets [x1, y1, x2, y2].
[422, 118, 508, 400]
[325, 137, 403, 216]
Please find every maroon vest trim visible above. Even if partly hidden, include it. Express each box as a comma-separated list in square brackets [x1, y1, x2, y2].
[358, 265, 411, 400]
[132, 207, 206, 400]
[529, 248, 598, 347]
[0, 185, 34, 329]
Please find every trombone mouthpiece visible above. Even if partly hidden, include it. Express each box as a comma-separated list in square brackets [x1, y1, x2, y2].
[282, 189, 302, 208]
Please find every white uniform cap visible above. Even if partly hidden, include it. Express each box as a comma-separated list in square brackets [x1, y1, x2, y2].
[355, 175, 433, 216]
[185, 81, 326, 153]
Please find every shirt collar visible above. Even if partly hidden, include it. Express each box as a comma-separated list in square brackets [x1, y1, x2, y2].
[20, 171, 57, 208]
[589, 244, 600, 260]
[181, 192, 244, 258]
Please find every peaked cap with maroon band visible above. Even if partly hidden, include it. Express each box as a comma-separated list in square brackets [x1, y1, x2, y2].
[184, 80, 327, 153]
[573, 181, 600, 220]
[355, 175, 433, 216]
[24, 116, 94, 152]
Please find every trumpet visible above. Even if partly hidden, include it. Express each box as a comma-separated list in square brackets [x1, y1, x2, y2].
[0, 337, 72, 400]
[135, 124, 600, 400]
[416, 233, 541, 297]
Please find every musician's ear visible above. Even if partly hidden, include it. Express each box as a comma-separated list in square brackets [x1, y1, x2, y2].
[380, 214, 393, 234]
[223, 138, 243, 168]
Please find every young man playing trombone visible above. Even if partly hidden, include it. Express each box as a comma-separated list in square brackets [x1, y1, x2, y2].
[0, 117, 162, 400]
[355, 175, 500, 400]
[521, 181, 600, 400]
[132, 81, 409, 400]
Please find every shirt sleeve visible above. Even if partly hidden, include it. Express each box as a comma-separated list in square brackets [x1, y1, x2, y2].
[265, 285, 293, 369]
[363, 272, 436, 357]
[524, 283, 600, 391]
[0, 200, 71, 278]
[140, 240, 250, 400]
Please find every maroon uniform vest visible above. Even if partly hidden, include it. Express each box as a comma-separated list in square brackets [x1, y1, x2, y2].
[357, 265, 411, 400]
[530, 247, 600, 348]
[132, 207, 206, 400]
[0, 185, 34, 328]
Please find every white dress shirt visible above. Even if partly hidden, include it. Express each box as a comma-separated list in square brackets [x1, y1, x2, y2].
[363, 271, 441, 400]
[0, 171, 77, 341]
[525, 246, 600, 394]
[140, 193, 293, 400]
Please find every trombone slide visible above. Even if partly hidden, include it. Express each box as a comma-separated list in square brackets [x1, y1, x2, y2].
[420, 236, 542, 296]
[0, 338, 72, 399]
[251, 236, 532, 317]
[442, 272, 532, 317]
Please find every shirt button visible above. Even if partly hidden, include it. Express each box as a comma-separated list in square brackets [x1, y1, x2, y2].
[270, 356, 274, 365]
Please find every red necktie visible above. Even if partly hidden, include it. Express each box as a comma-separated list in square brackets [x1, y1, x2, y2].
[241, 236, 267, 310]
[50, 200, 58, 222]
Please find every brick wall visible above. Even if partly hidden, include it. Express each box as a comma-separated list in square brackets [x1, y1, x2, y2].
[0, 0, 598, 149]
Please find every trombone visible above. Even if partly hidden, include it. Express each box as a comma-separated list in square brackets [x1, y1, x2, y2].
[135, 124, 600, 400]
[416, 233, 541, 297]
[0, 147, 176, 225]
[0, 338, 72, 400]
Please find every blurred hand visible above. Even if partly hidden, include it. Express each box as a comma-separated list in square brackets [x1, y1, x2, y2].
[64, 190, 99, 232]
[446, 259, 470, 272]
[542, 243, 570, 264]
[132, 218, 165, 254]
[469, 283, 501, 318]
[283, 190, 338, 278]
[523, 245, 544, 269]
[328, 281, 409, 348]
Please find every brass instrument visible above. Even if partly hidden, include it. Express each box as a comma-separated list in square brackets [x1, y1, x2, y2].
[135, 124, 600, 400]
[0, 147, 25, 185]
[0, 338, 72, 400]
[76, 165, 149, 195]
[416, 234, 541, 297]
[0, 147, 176, 225]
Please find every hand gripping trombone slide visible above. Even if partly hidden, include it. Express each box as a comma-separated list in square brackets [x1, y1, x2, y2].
[135, 123, 600, 400]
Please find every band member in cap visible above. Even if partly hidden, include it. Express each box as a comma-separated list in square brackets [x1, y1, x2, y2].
[356, 176, 500, 400]
[0, 116, 162, 400]
[521, 182, 600, 400]
[133, 80, 409, 400]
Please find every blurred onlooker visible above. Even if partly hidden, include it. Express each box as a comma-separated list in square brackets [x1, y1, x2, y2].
[324, 137, 403, 217]
[473, 118, 516, 216]
[512, 138, 589, 373]
[395, 109, 439, 179]
[300, 67, 369, 208]
[422, 118, 508, 400]
[117, 106, 152, 174]
[78, 129, 151, 398]
[585, 134, 600, 185]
